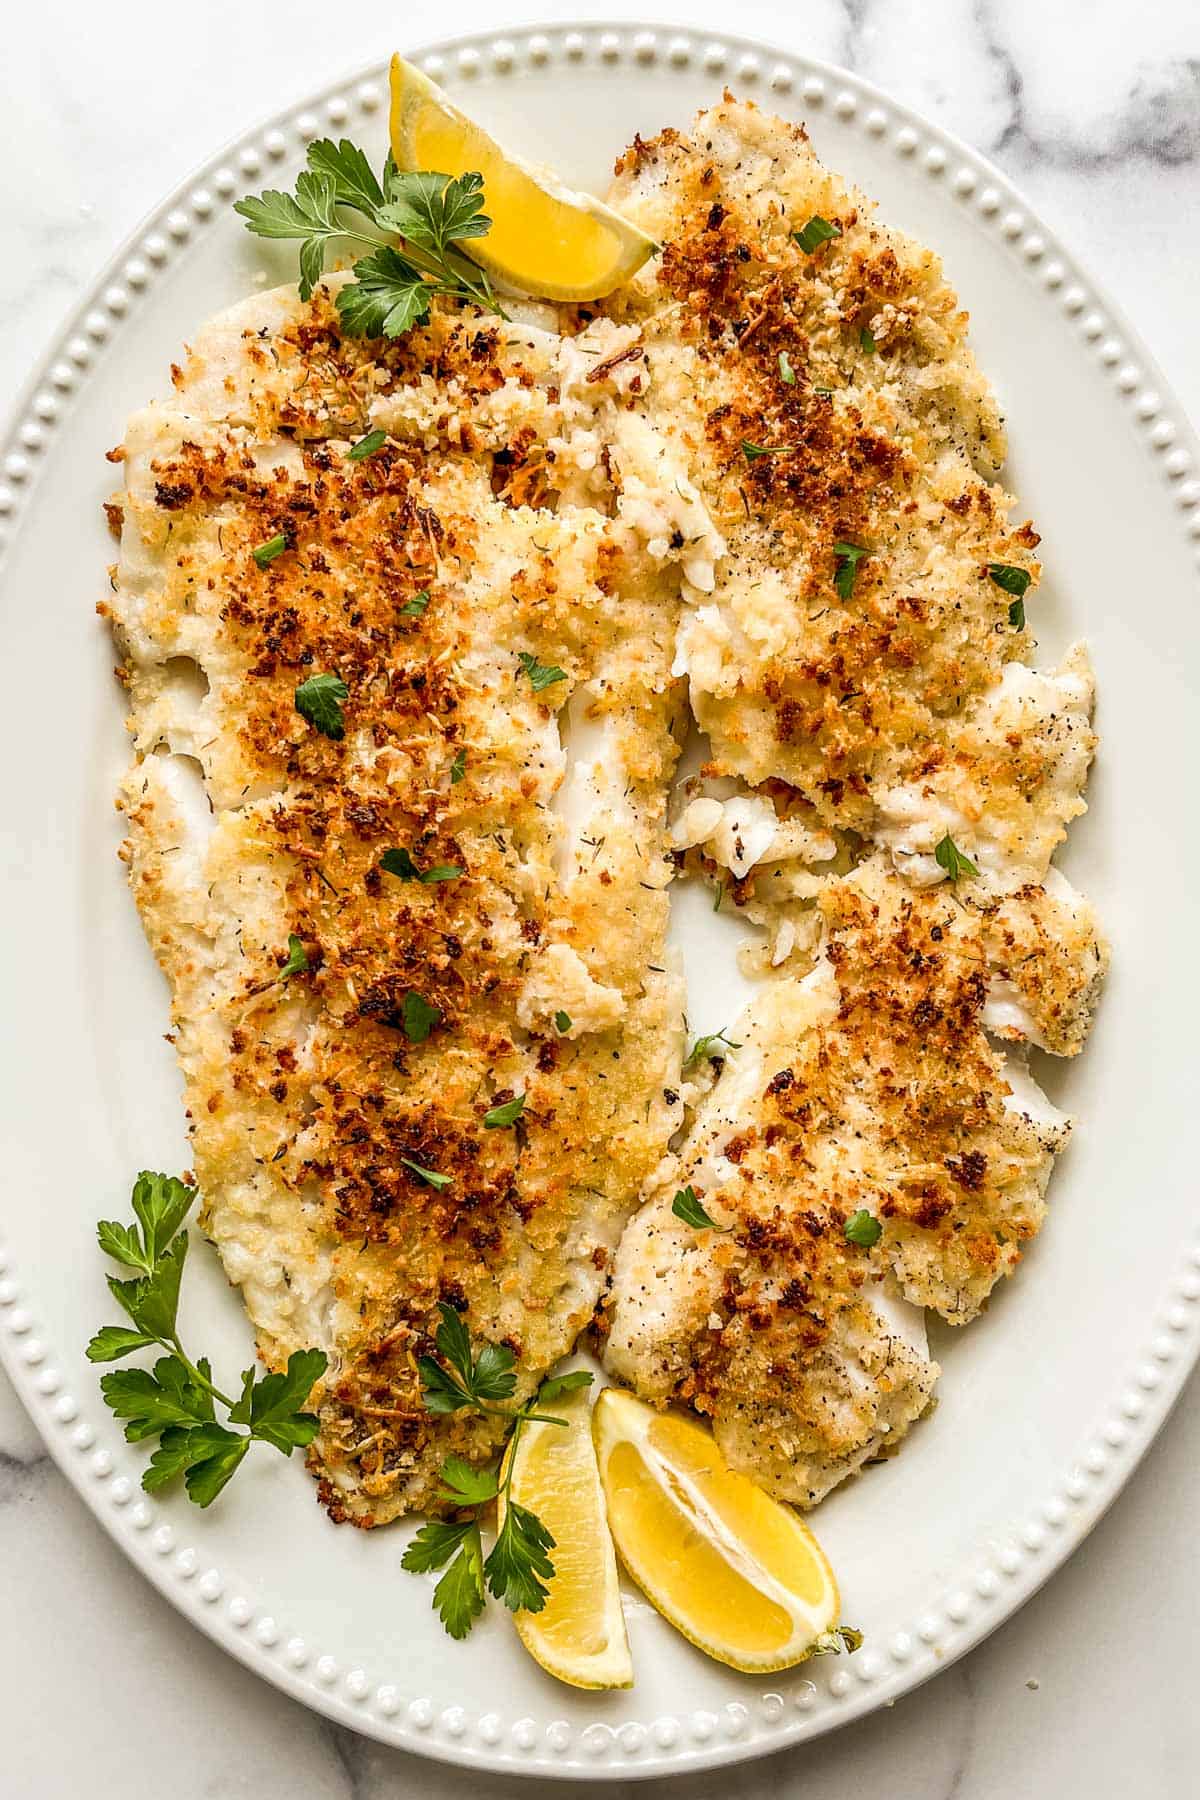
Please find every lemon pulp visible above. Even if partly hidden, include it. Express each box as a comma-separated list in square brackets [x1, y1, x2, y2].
[593, 1387, 842, 1672]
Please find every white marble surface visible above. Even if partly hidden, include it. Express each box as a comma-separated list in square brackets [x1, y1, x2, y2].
[2, 3, 1197, 1794]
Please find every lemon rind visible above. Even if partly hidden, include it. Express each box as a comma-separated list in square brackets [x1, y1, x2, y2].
[499, 1392, 634, 1691]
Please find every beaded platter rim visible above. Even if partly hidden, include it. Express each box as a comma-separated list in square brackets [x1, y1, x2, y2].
[1, 19, 1199, 1779]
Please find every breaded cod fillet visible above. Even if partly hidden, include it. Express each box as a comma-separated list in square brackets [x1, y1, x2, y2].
[108, 281, 687, 1524]
[602, 96, 1060, 836]
[603, 857, 1082, 1503]
[595, 99, 1108, 1507]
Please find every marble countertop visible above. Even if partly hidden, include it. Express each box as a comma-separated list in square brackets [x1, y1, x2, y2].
[2, 4, 1197, 1794]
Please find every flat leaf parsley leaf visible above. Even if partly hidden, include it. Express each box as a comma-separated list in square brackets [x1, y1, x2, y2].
[401, 990, 442, 1043]
[833, 541, 869, 601]
[294, 672, 348, 739]
[279, 933, 309, 980]
[401, 1519, 487, 1640]
[517, 651, 567, 693]
[380, 847, 462, 884]
[347, 428, 388, 461]
[793, 215, 842, 254]
[672, 1185, 728, 1232]
[252, 533, 288, 569]
[89, 1175, 326, 1507]
[987, 562, 1032, 629]
[485, 1502, 556, 1613]
[844, 1209, 883, 1248]
[934, 834, 980, 881]
[400, 1156, 452, 1191]
[483, 1094, 525, 1129]
[538, 1369, 594, 1406]
[742, 440, 799, 461]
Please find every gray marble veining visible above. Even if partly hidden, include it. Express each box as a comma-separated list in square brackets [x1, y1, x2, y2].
[1, 3, 1197, 1795]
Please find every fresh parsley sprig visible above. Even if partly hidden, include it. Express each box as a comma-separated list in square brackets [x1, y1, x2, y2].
[88, 1173, 327, 1506]
[403, 1304, 594, 1637]
[235, 139, 505, 337]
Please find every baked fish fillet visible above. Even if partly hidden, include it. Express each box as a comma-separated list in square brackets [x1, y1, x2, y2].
[107, 283, 686, 1524]
[600, 97, 1107, 1503]
[602, 96, 1056, 836]
[603, 857, 1089, 1504]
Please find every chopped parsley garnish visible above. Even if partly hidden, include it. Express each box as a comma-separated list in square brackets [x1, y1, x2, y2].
[235, 142, 504, 336]
[403, 1303, 593, 1636]
[347, 428, 388, 461]
[401, 990, 442, 1043]
[400, 1156, 452, 1191]
[860, 325, 876, 354]
[517, 651, 567, 693]
[987, 563, 1031, 629]
[380, 847, 463, 884]
[986, 562, 1032, 598]
[279, 933, 309, 980]
[483, 1094, 526, 1129]
[812, 1625, 865, 1656]
[450, 747, 467, 784]
[793, 215, 842, 254]
[844, 1209, 883, 1248]
[252, 533, 288, 569]
[294, 672, 348, 739]
[742, 440, 798, 461]
[88, 1173, 326, 1508]
[833, 542, 869, 601]
[683, 1027, 741, 1070]
[778, 349, 796, 385]
[672, 1185, 727, 1232]
[934, 834, 980, 880]
[554, 1010, 572, 1034]
[400, 590, 430, 618]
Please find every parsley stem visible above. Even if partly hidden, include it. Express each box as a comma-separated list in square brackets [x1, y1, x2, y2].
[476, 1402, 568, 1429]
[166, 1333, 237, 1412]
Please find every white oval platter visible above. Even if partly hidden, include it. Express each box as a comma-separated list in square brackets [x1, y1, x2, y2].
[1, 20, 1198, 1782]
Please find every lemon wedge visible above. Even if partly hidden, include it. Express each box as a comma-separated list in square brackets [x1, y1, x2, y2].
[498, 1384, 633, 1689]
[388, 55, 657, 300]
[592, 1388, 842, 1673]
